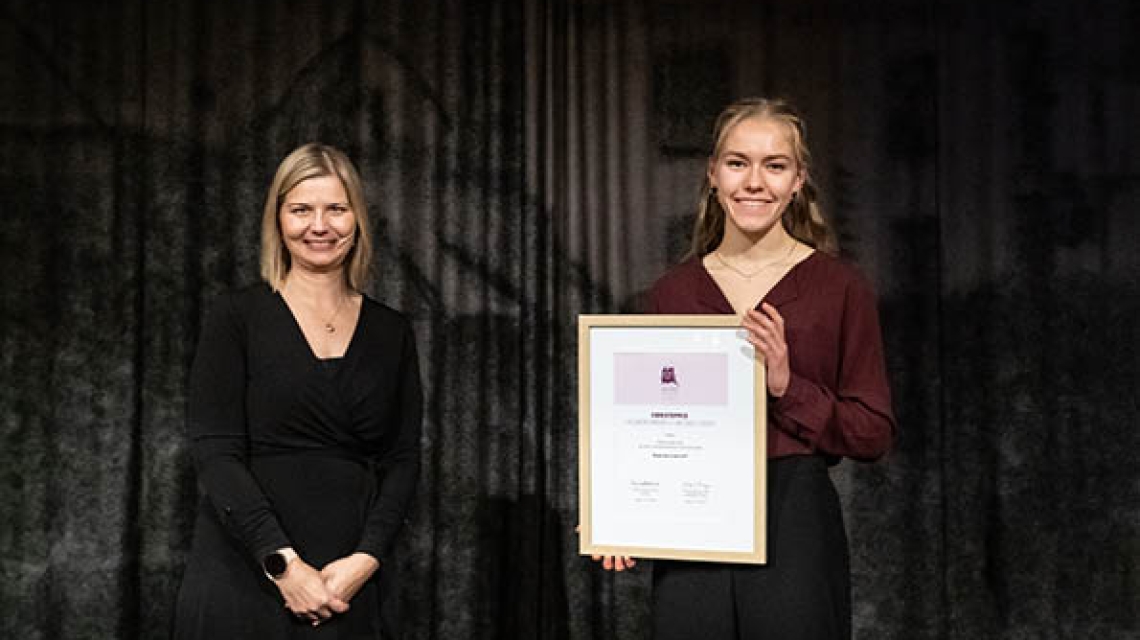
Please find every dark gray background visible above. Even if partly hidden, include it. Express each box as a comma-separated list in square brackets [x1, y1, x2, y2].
[2, 0, 1137, 638]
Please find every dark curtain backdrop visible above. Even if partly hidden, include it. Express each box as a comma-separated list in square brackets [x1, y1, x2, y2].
[2, 0, 1137, 638]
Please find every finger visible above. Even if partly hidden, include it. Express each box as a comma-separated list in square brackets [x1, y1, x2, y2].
[746, 333, 770, 353]
[744, 316, 776, 342]
[760, 303, 785, 329]
[751, 329, 779, 349]
[742, 311, 767, 330]
[750, 317, 783, 342]
[591, 554, 602, 561]
[742, 320, 768, 343]
[603, 556, 613, 571]
[748, 323, 771, 341]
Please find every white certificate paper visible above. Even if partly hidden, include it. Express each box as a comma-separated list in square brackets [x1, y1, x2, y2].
[578, 315, 766, 564]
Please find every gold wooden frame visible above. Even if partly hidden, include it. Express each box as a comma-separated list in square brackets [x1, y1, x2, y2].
[578, 314, 767, 564]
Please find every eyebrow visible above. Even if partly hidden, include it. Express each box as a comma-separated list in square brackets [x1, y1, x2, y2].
[722, 151, 793, 162]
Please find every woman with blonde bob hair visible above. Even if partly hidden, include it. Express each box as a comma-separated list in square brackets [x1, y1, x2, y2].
[175, 143, 422, 639]
[595, 98, 896, 640]
[260, 143, 374, 292]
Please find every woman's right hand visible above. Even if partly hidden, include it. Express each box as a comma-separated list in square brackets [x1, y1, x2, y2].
[576, 525, 637, 571]
[591, 554, 637, 572]
[275, 558, 350, 625]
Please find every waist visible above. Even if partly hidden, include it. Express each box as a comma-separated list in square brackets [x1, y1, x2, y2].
[768, 430, 839, 465]
[250, 444, 376, 470]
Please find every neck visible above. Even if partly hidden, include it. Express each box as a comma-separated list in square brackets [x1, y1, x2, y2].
[716, 223, 796, 262]
[282, 268, 350, 304]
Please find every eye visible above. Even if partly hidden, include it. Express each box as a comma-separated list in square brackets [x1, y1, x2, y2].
[726, 158, 747, 169]
[766, 162, 787, 172]
[288, 205, 311, 216]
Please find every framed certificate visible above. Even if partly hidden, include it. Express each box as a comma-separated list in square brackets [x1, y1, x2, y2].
[578, 315, 767, 564]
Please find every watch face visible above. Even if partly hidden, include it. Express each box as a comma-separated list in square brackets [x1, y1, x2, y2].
[263, 552, 288, 578]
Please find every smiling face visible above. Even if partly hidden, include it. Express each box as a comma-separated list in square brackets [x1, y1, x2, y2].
[278, 174, 357, 276]
[708, 116, 805, 240]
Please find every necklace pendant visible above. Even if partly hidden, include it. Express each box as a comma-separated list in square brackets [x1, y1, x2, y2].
[325, 323, 336, 333]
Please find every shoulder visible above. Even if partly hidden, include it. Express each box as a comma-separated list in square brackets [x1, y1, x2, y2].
[360, 295, 415, 334]
[193, 284, 275, 348]
[359, 297, 420, 365]
[644, 256, 708, 313]
[205, 283, 276, 321]
[798, 251, 877, 296]
[648, 256, 706, 299]
[229, 282, 277, 305]
[794, 252, 883, 325]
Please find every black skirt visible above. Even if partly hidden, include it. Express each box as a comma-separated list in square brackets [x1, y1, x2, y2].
[652, 455, 851, 640]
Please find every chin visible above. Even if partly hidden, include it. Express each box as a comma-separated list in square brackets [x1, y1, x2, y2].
[292, 254, 350, 273]
[729, 217, 781, 236]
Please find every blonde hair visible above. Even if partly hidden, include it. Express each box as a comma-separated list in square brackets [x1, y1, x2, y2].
[259, 143, 374, 291]
[688, 97, 837, 259]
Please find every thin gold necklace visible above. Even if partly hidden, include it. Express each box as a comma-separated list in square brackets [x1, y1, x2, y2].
[321, 294, 346, 333]
[713, 242, 798, 281]
[284, 282, 348, 333]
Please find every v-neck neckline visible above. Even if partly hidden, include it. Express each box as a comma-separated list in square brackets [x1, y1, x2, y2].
[698, 249, 818, 313]
[274, 289, 364, 362]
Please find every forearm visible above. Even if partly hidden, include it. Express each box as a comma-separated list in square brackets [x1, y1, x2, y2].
[356, 453, 419, 559]
[192, 438, 290, 559]
[770, 374, 895, 461]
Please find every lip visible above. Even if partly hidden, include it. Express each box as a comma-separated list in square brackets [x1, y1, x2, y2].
[733, 198, 776, 208]
[301, 238, 340, 250]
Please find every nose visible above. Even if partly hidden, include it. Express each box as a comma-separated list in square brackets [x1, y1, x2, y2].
[745, 165, 764, 191]
[310, 209, 329, 231]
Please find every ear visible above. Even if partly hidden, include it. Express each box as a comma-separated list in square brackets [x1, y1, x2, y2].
[793, 168, 807, 195]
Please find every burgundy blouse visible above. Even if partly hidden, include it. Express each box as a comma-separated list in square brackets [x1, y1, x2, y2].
[646, 251, 896, 462]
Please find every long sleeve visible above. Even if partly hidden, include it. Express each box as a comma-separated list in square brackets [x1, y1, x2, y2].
[646, 253, 894, 461]
[187, 294, 290, 562]
[769, 275, 896, 461]
[356, 321, 423, 561]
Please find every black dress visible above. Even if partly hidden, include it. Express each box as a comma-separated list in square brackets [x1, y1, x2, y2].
[174, 285, 422, 639]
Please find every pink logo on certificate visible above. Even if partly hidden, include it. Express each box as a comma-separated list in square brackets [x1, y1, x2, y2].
[614, 353, 728, 406]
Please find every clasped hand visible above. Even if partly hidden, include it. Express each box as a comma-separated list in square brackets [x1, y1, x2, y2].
[276, 553, 379, 626]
